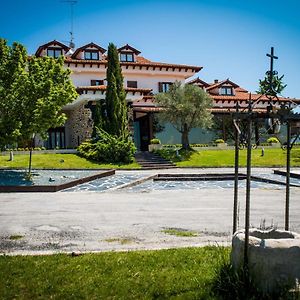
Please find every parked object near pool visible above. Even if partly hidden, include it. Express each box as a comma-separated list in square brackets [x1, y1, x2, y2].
[231, 228, 300, 294]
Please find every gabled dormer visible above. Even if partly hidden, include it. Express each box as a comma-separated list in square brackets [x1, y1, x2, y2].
[71, 42, 106, 60]
[187, 77, 209, 90]
[35, 40, 70, 58]
[206, 79, 239, 96]
[118, 44, 141, 62]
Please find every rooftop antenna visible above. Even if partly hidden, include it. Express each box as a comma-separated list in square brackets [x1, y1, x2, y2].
[61, 0, 77, 49]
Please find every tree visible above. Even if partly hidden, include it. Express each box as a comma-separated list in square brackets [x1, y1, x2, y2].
[102, 43, 129, 139]
[0, 39, 27, 147]
[155, 81, 213, 149]
[258, 72, 286, 97]
[81, 43, 135, 164]
[0, 39, 77, 172]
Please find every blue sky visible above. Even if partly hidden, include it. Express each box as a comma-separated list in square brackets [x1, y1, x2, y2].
[1, 0, 300, 98]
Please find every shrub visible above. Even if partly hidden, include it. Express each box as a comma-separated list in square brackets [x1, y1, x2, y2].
[33, 147, 41, 151]
[267, 137, 279, 144]
[215, 139, 225, 144]
[150, 138, 161, 144]
[78, 128, 136, 164]
[191, 143, 210, 147]
[41, 146, 46, 150]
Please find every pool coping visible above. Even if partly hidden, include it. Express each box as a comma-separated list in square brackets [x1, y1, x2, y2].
[0, 169, 115, 193]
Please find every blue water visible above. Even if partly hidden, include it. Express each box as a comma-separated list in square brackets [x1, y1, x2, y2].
[63, 172, 142, 192]
[0, 170, 101, 186]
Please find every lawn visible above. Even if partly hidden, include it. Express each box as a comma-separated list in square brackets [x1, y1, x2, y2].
[158, 148, 300, 167]
[1, 148, 299, 169]
[0, 153, 140, 169]
[0, 247, 229, 299]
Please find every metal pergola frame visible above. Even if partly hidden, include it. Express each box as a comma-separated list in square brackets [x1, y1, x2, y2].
[231, 47, 300, 275]
[232, 97, 300, 272]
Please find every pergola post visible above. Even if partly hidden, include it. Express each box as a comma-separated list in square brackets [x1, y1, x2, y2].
[285, 120, 291, 230]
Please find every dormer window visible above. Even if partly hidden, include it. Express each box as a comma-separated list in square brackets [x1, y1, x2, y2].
[220, 87, 233, 95]
[84, 50, 99, 60]
[47, 48, 63, 58]
[120, 52, 134, 62]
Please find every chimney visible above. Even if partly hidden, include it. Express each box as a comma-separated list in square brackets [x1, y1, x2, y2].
[214, 79, 219, 84]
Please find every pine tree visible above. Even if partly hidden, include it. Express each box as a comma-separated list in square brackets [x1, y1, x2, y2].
[104, 43, 128, 139]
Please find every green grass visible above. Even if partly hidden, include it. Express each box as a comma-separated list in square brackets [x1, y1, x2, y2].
[162, 228, 199, 237]
[0, 247, 229, 299]
[105, 237, 135, 244]
[0, 153, 140, 169]
[158, 148, 300, 167]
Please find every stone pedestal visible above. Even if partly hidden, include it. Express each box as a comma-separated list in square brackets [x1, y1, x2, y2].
[231, 228, 300, 294]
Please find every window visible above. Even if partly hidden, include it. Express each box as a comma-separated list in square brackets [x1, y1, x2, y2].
[120, 52, 134, 62]
[47, 48, 62, 58]
[158, 82, 173, 93]
[91, 80, 104, 86]
[220, 87, 233, 95]
[84, 50, 99, 60]
[127, 81, 137, 88]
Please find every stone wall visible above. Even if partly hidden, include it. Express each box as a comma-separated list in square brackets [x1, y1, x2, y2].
[64, 104, 93, 148]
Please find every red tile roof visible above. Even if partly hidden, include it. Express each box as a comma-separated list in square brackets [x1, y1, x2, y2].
[206, 79, 239, 91]
[64, 56, 202, 72]
[71, 42, 106, 59]
[187, 77, 210, 87]
[118, 44, 141, 55]
[35, 40, 70, 57]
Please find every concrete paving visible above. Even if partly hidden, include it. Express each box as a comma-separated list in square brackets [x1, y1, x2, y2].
[0, 168, 299, 255]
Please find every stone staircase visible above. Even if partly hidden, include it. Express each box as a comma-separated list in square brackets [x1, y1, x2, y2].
[135, 151, 176, 169]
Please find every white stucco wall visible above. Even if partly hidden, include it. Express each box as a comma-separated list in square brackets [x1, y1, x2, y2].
[70, 67, 190, 93]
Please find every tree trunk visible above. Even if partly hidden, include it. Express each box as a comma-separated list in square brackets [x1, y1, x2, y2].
[181, 123, 190, 150]
[9, 151, 14, 161]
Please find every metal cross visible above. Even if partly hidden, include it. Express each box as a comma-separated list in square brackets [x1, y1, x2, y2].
[266, 47, 278, 91]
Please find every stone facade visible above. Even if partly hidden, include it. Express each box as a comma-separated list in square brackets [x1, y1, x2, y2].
[64, 104, 93, 148]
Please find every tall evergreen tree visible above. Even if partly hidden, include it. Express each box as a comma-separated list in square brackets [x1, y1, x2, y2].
[104, 43, 128, 139]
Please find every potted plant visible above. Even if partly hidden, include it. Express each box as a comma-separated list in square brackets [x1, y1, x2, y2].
[267, 137, 280, 147]
[148, 138, 162, 152]
[215, 138, 227, 148]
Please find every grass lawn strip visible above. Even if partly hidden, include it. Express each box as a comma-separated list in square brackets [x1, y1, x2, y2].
[0, 153, 140, 169]
[158, 148, 300, 167]
[0, 247, 228, 299]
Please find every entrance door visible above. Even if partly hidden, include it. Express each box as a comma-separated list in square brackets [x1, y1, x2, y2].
[47, 127, 65, 149]
[138, 115, 150, 151]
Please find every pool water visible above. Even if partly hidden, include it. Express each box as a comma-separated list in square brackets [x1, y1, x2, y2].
[63, 172, 300, 192]
[127, 178, 283, 192]
[63, 172, 142, 192]
[0, 170, 102, 186]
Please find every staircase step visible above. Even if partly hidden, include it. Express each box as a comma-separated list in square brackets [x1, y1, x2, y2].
[135, 151, 175, 169]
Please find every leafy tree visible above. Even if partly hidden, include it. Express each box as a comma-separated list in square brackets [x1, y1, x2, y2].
[155, 81, 213, 149]
[102, 43, 129, 139]
[0, 39, 77, 172]
[0, 39, 27, 147]
[258, 72, 286, 97]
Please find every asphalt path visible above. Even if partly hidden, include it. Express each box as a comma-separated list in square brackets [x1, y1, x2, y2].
[0, 168, 299, 255]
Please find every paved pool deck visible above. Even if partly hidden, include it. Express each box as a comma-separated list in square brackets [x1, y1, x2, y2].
[0, 167, 299, 255]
